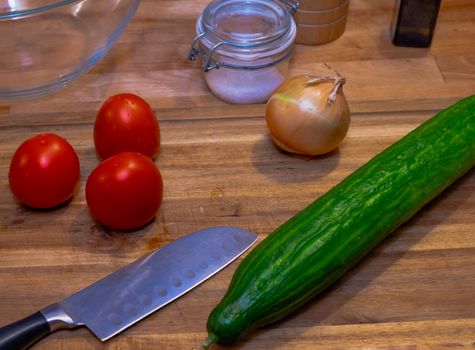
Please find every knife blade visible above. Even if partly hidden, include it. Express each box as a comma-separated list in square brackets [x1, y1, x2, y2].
[0, 226, 258, 350]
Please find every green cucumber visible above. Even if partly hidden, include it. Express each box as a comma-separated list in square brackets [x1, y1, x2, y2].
[204, 95, 475, 348]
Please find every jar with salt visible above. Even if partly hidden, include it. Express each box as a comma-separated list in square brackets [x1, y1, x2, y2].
[188, 0, 298, 104]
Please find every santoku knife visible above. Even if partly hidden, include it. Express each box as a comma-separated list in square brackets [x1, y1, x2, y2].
[0, 226, 258, 350]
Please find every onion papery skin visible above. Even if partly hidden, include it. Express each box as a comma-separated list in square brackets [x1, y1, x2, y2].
[265, 75, 351, 156]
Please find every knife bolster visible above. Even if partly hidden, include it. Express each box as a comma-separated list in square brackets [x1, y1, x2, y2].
[40, 304, 77, 331]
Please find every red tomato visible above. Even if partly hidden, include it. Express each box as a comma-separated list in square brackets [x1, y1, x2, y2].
[94, 93, 160, 159]
[9, 133, 80, 209]
[85, 152, 163, 230]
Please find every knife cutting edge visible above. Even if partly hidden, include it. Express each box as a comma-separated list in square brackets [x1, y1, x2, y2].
[0, 226, 258, 350]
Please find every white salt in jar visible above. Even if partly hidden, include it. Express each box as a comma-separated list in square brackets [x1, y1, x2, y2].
[188, 0, 298, 104]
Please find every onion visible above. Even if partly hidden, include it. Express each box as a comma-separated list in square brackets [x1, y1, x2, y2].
[265, 73, 351, 156]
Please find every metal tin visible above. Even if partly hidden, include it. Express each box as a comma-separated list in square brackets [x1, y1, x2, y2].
[188, 0, 298, 104]
[295, 15, 347, 45]
[294, 0, 349, 25]
[297, 0, 347, 11]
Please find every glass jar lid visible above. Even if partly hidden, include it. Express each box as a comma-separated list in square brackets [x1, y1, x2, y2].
[189, 0, 298, 71]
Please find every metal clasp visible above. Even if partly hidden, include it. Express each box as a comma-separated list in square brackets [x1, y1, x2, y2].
[188, 31, 223, 72]
[279, 0, 299, 13]
[187, 32, 206, 62]
[188, 31, 294, 73]
[188, 35, 281, 73]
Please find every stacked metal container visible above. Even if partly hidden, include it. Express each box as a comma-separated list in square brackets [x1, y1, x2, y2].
[294, 0, 349, 45]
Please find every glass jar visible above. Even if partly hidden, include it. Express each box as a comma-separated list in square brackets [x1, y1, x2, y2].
[188, 0, 298, 104]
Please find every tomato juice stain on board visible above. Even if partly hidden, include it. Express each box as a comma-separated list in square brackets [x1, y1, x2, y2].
[147, 236, 171, 251]
[147, 221, 171, 251]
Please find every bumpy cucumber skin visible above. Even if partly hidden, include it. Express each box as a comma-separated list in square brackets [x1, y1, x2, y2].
[206, 95, 475, 346]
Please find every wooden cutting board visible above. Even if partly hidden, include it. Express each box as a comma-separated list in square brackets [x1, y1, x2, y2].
[0, 0, 474, 349]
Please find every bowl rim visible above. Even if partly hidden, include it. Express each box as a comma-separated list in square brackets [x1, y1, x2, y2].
[0, 0, 82, 19]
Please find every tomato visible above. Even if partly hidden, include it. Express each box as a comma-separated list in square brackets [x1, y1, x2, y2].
[85, 152, 163, 230]
[8, 133, 80, 209]
[94, 93, 160, 159]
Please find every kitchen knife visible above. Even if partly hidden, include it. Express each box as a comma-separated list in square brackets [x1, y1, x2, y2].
[0, 226, 257, 350]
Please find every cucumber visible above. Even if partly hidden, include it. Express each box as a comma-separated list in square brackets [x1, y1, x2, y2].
[204, 95, 475, 348]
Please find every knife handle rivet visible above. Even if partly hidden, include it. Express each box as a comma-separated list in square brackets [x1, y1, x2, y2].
[171, 277, 183, 288]
[184, 269, 196, 279]
[154, 286, 168, 297]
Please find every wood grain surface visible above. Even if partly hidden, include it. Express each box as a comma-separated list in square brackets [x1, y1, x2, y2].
[1, 0, 474, 349]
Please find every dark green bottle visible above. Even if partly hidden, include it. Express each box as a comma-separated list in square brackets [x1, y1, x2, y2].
[391, 0, 442, 47]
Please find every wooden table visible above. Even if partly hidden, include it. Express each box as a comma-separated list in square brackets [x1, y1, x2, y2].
[1, 0, 474, 349]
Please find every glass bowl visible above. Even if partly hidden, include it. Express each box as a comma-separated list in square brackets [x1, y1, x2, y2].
[0, 0, 141, 100]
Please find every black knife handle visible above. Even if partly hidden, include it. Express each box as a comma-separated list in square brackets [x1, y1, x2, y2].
[0, 312, 51, 350]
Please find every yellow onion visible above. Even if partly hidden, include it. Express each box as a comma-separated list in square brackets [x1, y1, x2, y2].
[265, 73, 351, 156]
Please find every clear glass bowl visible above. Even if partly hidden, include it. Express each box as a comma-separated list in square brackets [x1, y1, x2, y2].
[0, 0, 141, 100]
